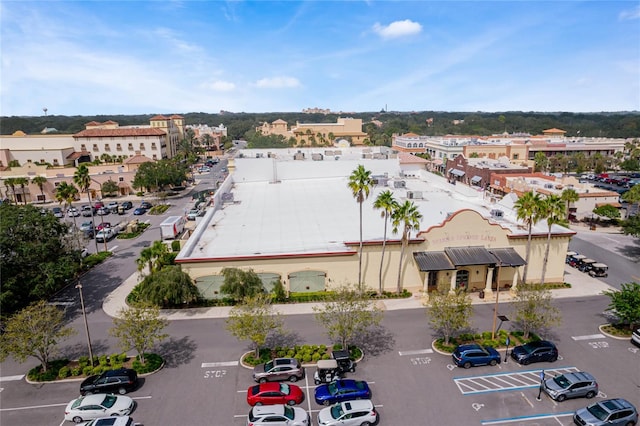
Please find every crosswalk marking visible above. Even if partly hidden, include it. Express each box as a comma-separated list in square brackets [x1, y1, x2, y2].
[0, 375, 24, 382]
[572, 334, 605, 340]
[201, 361, 238, 368]
[398, 349, 433, 356]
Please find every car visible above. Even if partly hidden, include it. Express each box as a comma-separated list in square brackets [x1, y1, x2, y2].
[133, 207, 147, 215]
[631, 328, 640, 347]
[81, 248, 89, 258]
[452, 343, 501, 368]
[68, 207, 80, 217]
[314, 379, 371, 406]
[80, 221, 94, 232]
[186, 209, 202, 221]
[198, 166, 211, 173]
[64, 394, 135, 424]
[81, 205, 94, 217]
[247, 404, 310, 426]
[81, 416, 141, 426]
[139, 201, 152, 209]
[542, 371, 598, 402]
[573, 398, 638, 426]
[96, 222, 111, 231]
[94, 201, 105, 210]
[121, 201, 133, 210]
[96, 207, 110, 216]
[107, 202, 119, 213]
[95, 228, 115, 242]
[52, 207, 64, 218]
[317, 399, 379, 426]
[510, 340, 559, 365]
[253, 358, 305, 383]
[246, 382, 304, 407]
[80, 368, 138, 395]
[221, 167, 228, 173]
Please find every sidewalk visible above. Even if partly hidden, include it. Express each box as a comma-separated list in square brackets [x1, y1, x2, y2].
[102, 265, 616, 320]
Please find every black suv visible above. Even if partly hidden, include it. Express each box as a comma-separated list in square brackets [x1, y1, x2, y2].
[80, 368, 138, 395]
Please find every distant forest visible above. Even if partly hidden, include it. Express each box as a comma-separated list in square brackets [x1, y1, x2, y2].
[2, 111, 639, 141]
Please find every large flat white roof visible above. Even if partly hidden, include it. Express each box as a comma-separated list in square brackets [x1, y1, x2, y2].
[178, 149, 571, 261]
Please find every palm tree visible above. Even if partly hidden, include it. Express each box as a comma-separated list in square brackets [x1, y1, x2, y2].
[560, 188, 579, 221]
[391, 200, 422, 294]
[13, 177, 29, 204]
[31, 176, 48, 203]
[348, 165, 373, 291]
[514, 191, 543, 285]
[4, 177, 17, 203]
[55, 182, 79, 228]
[74, 164, 99, 252]
[539, 195, 566, 286]
[137, 240, 170, 275]
[373, 190, 397, 295]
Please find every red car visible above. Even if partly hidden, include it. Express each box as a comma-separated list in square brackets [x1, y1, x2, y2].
[246, 382, 304, 406]
[96, 222, 111, 231]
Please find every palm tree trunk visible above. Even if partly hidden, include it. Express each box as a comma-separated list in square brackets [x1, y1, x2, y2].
[378, 214, 388, 295]
[358, 199, 363, 292]
[522, 222, 533, 284]
[540, 229, 552, 286]
[396, 238, 406, 294]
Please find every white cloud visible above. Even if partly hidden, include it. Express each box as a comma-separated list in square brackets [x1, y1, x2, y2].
[204, 80, 236, 91]
[254, 76, 301, 89]
[372, 19, 422, 39]
[619, 5, 640, 20]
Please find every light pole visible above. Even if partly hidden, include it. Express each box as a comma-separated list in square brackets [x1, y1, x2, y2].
[76, 282, 94, 367]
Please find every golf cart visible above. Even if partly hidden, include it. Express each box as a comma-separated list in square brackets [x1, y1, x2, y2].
[588, 263, 609, 278]
[313, 359, 341, 385]
[578, 258, 596, 273]
[331, 350, 356, 374]
[569, 254, 586, 268]
[565, 251, 577, 264]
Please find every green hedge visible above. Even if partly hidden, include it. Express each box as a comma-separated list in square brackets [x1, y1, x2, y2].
[242, 344, 360, 367]
[433, 330, 540, 353]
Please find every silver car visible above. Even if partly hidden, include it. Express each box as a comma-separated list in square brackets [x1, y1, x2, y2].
[317, 400, 379, 426]
[253, 358, 304, 383]
[248, 405, 309, 426]
[573, 398, 638, 426]
[542, 371, 598, 402]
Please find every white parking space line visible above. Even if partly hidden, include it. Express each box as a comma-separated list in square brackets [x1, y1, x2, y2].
[201, 361, 239, 367]
[481, 411, 574, 425]
[571, 334, 605, 340]
[0, 374, 25, 382]
[398, 349, 433, 356]
[454, 367, 578, 395]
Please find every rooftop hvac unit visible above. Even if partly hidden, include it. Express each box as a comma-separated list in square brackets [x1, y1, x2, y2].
[544, 183, 554, 189]
[407, 191, 423, 199]
[490, 209, 504, 218]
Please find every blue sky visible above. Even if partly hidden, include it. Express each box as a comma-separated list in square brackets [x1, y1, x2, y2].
[1, 1, 639, 116]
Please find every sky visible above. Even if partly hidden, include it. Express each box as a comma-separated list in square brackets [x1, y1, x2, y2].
[1, 1, 639, 116]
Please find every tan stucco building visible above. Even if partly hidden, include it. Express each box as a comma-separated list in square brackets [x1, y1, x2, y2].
[257, 117, 368, 146]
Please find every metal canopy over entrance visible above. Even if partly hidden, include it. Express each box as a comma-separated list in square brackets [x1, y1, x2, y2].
[470, 175, 482, 183]
[445, 246, 496, 266]
[488, 247, 526, 267]
[413, 252, 455, 271]
[450, 169, 465, 177]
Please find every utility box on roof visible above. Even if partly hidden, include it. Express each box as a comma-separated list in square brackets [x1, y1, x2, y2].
[160, 216, 185, 240]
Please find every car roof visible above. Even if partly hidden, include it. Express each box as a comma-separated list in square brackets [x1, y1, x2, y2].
[257, 382, 285, 391]
[563, 371, 596, 382]
[251, 405, 286, 416]
[273, 358, 299, 365]
[103, 368, 134, 377]
[597, 398, 635, 412]
[341, 399, 374, 412]
[525, 340, 555, 348]
[77, 394, 112, 405]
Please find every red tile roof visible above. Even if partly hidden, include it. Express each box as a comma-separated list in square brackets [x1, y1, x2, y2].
[169, 114, 183, 119]
[398, 152, 429, 164]
[124, 154, 154, 165]
[150, 115, 169, 120]
[85, 121, 102, 126]
[102, 120, 118, 125]
[66, 150, 91, 160]
[73, 128, 166, 138]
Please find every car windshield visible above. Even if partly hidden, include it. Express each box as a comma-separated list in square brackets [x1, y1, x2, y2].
[330, 404, 345, 419]
[553, 375, 570, 389]
[327, 382, 338, 395]
[586, 403, 609, 421]
[101, 394, 117, 408]
[283, 405, 294, 420]
[264, 361, 274, 372]
[279, 383, 290, 395]
[355, 381, 365, 389]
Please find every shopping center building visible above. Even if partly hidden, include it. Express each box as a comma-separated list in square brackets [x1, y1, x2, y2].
[176, 148, 575, 299]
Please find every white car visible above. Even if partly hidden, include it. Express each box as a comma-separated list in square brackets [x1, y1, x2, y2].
[95, 228, 115, 243]
[186, 209, 202, 220]
[80, 416, 141, 426]
[68, 207, 81, 217]
[317, 400, 378, 426]
[64, 394, 135, 424]
[248, 405, 309, 426]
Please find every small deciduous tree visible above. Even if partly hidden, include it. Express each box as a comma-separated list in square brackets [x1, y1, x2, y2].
[109, 302, 169, 364]
[313, 284, 383, 349]
[426, 289, 473, 345]
[0, 301, 76, 372]
[220, 267, 265, 301]
[511, 283, 562, 339]
[226, 294, 283, 357]
[602, 282, 640, 330]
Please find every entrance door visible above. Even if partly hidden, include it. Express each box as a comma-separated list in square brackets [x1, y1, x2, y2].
[456, 270, 469, 290]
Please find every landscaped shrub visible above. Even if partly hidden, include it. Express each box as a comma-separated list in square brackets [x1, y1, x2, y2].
[71, 367, 82, 376]
[171, 240, 181, 252]
[82, 366, 93, 376]
[57, 366, 70, 379]
[117, 353, 128, 363]
[312, 352, 322, 362]
[98, 355, 108, 366]
[78, 356, 89, 367]
[132, 353, 163, 374]
[27, 359, 69, 382]
[92, 366, 105, 375]
[302, 353, 312, 363]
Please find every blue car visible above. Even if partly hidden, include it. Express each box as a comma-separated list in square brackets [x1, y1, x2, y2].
[452, 343, 501, 369]
[133, 207, 147, 215]
[314, 379, 371, 406]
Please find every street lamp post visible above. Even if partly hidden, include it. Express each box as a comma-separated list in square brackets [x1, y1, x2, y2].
[76, 282, 94, 367]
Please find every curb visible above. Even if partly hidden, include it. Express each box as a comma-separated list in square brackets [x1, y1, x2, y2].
[598, 324, 634, 340]
[24, 359, 165, 385]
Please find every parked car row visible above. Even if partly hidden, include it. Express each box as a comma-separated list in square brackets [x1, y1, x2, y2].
[451, 339, 637, 425]
[246, 354, 377, 426]
[566, 251, 608, 277]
